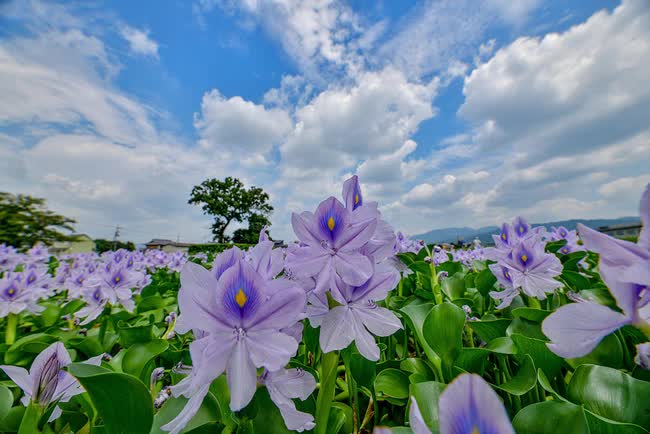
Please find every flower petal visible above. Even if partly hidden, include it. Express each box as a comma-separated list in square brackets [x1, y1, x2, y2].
[409, 397, 432, 434]
[247, 285, 306, 331]
[353, 305, 402, 337]
[0, 365, 32, 396]
[639, 183, 650, 250]
[319, 306, 356, 353]
[227, 340, 257, 411]
[439, 373, 514, 434]
[291, 212, 321, 245]
[350, 312, 380, 361]
[333, 252, 373, 287]
[246, 330, 298, 371]
[542, 301, 630, 358]
[161, 384, 210, 434]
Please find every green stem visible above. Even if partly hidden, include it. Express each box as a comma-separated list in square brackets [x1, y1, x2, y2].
[397, 279, 403, 297]
[344, 361, 359, 434]
[5, 313, 17, 345]
[18, 401, 43, 434]
[315, 351, 339, 434]
[527, 296, 542, 310]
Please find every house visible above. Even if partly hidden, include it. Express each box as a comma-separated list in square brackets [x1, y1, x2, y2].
[145, 239, 193, 253]
[598, 222, 642, 239]
[50, 234, 96, 255]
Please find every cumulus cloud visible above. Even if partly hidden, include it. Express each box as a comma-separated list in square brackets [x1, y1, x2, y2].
[120, 25, 160, 59]
[194, 89, 293, 154]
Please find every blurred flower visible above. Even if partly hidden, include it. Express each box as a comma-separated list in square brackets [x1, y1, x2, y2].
[0, 272, 45, 317]
[0, 342, 102, 421]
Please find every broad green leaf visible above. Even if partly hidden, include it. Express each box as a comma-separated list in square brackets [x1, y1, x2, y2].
[494, 354, 536, 396]
[0, 385, 13, 422]
[328, 403, 353, 434]
[121, 339, 169, 381]
[249, 388, 294, 434]
[485, 336, 517, 354]
[511, 308, 551, 322]
[584, 410, 649, 434]
[410, 381, 445, 433]
[4, 333, 57, 365]
[468, 319, 510, 343]
[454, 348, 489, 374]
[441, 274, 465, 300]
[400, 302, 438, 363]
[0, 406, 25, 433]
[151, 392, 221, 434]
[567, 364, 650, 428]
[374, 369, 410, 403]
[511, 334, 564, 380]
[400, 358, 434, 381]
[474, 268, 497, 296]
[343, 346, 376, 389]
[422, 302, 465, 374]
[562, 271, 591, 291]
[116, 321, 153, 347]
[512, 401, 589, 434]
[507, 317, 546, 340]
[566, 333, 624, 370]
[68, 363, 153, 434]
[436, 260, 462, 277]
[409, 261, 432, 275]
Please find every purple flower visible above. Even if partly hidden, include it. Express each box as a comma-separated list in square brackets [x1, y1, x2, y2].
[374, 374, 514, 434]
[286, 196, 377, 301]
[636, 342, 650, 371]
[489, 237, 562, 308]
[260, 368, 316, 432]
[162, 257, 306, 434]
[0, 342, 102, 421]
[311, 272, 402, 360]
[0, 244, 20, 272]
[86, 264, 141, 311]
[26, 243, 50, 264]
[75, 286, 108, 325]
[342, 175, 364, 211]
[0, 272, 45, 317]
[543, 185, 650, 358]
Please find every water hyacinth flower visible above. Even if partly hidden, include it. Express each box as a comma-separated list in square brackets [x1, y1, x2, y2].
[75, 286, 108, 325]
[260, 368, 316, 432]
[374, 373, 514, 434]
[543, 184, 650, 357]
[0, 342, 102, 421]
[309, 272, 402, 360]
[0, 272, 45, 317]
[85, 263, 142, 311]
[0, 244, 20, 272]
[286, 196, 377, 301]
[162, 257, 306, 434]
[489, 237, 562, 308]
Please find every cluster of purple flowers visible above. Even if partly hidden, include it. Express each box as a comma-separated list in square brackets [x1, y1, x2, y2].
[543, 184, 650, 367]
[486, 217, 563, 308]
[1, 245, 187, 324]
[450, 245, 487, 267]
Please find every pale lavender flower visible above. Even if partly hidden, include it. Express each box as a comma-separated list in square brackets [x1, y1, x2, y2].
[260, 368, 316, 432]
[374, 374, 514, 434]
[286, 196, 377, 302]
[0, 272, 45, 317]
[0, 342, 102, 421]
[0, 244, 20, 272]
[162, 258, 306, 434]
[490, 237, 562, 307]
[86, 263, 141, 311]
[635, 342, 650, 370]
[26, 243, 49, 264]
[314, 272, 402, 360]
[75, 286, 108, 325]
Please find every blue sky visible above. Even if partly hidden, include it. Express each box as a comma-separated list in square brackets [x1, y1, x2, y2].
[0, 0, 648, 243]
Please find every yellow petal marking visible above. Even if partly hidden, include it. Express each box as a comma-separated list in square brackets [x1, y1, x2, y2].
[354, 194, 359, 205]
[327, 216, 335, 231]
[235, 288, 248, 308]
[521, 254, 528, 263]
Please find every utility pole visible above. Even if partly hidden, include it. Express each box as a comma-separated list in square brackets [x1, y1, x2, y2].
[112, 225, 121, 251]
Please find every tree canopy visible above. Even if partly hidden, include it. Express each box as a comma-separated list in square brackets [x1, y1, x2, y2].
[0, 192, 76, 249]
[232, 213, 271, 244]
[188, 177, 273, 243]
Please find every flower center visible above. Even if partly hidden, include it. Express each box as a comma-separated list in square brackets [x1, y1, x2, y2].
[327, 216, 336, 231]
[235, 288, 248, 308]
[521, 254, 528, 263]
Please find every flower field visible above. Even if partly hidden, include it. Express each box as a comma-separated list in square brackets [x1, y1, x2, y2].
[0, 177, 649, 434]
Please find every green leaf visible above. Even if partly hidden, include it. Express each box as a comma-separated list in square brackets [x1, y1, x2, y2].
[511, 334, 564, 380]
[400, 302, 438, 363]
[409, 261, 432, 275]
[468, 319, 510, 343]
[441, 274, 466, 300]
[436, 260, 462, 277]
[511, 308, 551, 322]
[151, 392, 221, 434]
[67, 363, 153, 434]
[121, 339, 169, 381]
[0, 385, 13, 422]
[410, 381, 445, 433]
[562, 271, 591, 291]
[249, 388, 295, 434]
[512, 401, 589, 434]
[0, 406, 25, 433]
[4, 333, 57, 365]
[507, 317, 547, 340]
[567, 364, 650, 428]
[343, 346, 376, 389]
[454, 348, 489, 374]
[474, 268, 497, 296]
[494, 354, 536, 396]
[566, 333, 624, 370]
[485, 336, 517, 354]
[327, 403, 353, 434]
[116, 321, 153, 347]
[315, 351, 339, 434]
[422, 302, 466, 374]
[584, 411, 649, 434]
[374, 369, 410, 403]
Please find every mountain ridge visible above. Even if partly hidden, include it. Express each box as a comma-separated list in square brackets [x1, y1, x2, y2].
[414, 216, 640, 245]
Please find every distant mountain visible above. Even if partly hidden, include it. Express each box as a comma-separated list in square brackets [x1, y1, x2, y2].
[414, 216, 640, 245]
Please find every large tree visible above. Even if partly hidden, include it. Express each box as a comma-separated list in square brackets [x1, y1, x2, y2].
[232, 213, 271, 244]
[0, 192, 76, 249]
[188, 177, 273, 243]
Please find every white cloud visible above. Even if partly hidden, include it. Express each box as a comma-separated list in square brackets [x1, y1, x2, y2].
[194, 89, 293, 154]
[120, 25, 160, 59]
[485, 0, 542, 26]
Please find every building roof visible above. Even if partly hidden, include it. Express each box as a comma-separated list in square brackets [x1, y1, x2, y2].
[598, 222, 642, 231]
